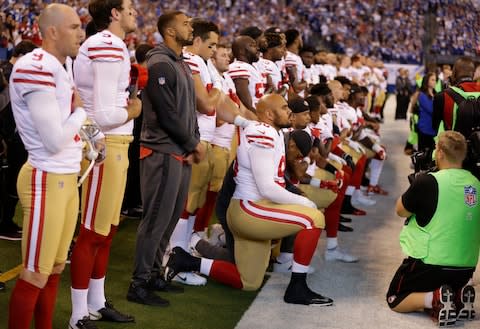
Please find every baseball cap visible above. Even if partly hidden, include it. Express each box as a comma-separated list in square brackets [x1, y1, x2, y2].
[288, 98, 310, 113]
[290, 130, 312, 157]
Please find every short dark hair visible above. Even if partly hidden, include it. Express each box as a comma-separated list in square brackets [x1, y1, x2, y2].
[135, 43, 154, 64]
[264, 33, 282, 49]
[284, 29, 300, 47]
[239, 26, 262, 40]
[157, 11, 184, 38]
[191, 19, 219, 41]
[300, 46, 316, 55]
[12, 40, 37, 58]
[305, 95, 320, 111]
[310, 83, 331, 96]
[88, 0, 124, 31]
[334, 76, 352, 86]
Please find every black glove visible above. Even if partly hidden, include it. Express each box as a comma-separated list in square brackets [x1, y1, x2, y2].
[342, 153, 355, 170]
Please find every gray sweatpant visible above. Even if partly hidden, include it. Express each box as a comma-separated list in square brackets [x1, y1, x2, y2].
[132, 152, 191, 283]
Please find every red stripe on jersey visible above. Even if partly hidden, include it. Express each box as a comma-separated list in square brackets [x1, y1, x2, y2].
[13, 78, 56, 87]
[185, 61, 199, 67]
[191, 70, 200, 74]
[239, 201, 307, 229]
[229, 69, 249, 74]
[247, 140, 275, 148]
[15, 69, 54, 77]
[246, 134, 274, 141]
[88, 46, 123, 52]
[248, 201, 314, 227]
[89, 54, 124, 60]
[34, 172, 47, 272]
[24, 168, 37, 270]
[229, 75, 249, 79]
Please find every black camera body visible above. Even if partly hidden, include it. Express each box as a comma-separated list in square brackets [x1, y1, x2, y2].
[408, 149, 437, 184]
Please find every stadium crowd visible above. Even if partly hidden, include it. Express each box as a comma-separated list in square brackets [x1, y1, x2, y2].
[0, 0, 479, 63]
[0, 1, 479, 329]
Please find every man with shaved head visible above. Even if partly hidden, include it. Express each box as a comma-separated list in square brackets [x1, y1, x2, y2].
[8, 4, 86, 329]
[228, 35, 265, 112]
[164, 94, 334, 306]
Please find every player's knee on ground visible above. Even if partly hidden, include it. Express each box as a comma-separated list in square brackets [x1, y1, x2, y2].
[234, 238, 271, 291]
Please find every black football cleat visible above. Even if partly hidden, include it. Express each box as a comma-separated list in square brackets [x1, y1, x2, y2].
[164, 247, 200, 282]
[89, 301, 134, 323]
[284, 274, 333, 306]
[148, 273, 184, 293]
[338, 223, 354, 232]
[69, 316, 98, 329]
[339, 215, 352, 223]
[127, 281, 170, 307]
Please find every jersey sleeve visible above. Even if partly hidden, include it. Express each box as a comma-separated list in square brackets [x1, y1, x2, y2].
[228, 62, 251, 80]
[244, 123, 276, 149]
[184, 53, 202, 75]
[11, 55, 57, 97]
[87, 33, 125, 63]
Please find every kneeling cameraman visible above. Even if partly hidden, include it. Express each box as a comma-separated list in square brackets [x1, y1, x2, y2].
[386, 131, 480, 327]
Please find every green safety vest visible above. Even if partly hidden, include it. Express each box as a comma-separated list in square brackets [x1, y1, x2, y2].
[399, 169, 480, 267]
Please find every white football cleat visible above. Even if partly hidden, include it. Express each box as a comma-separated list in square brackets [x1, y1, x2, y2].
[325, 247, 359, 263]
[172, 272, 207, 286]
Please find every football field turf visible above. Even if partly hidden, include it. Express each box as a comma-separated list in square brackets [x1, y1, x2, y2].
[0, 216, 258, 329]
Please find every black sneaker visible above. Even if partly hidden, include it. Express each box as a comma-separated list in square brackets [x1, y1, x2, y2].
[69, 316, 98, 329]
[164, 247, 200, 282]
[89, 301, 134, 322]
[0, 226, 22, 241]
[126, 281, 169, 307]
[339, 215, 352, 223]
[431, 285, 456, 327]
[121, 207, 142, 219]
[283, 276, 333, 306]
[338, 223, 353, 232]
[456, 285, 475, 321]
[148, 274, 184, 293]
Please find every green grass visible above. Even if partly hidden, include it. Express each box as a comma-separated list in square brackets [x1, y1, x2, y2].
[0, 213, 258, 329]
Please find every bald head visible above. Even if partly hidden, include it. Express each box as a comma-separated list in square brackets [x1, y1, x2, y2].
[38, 4, 77, 36]
[452, 56, 475, 83]
[256, 94, 291, 129]
[232, 35, 255, 59]
[256, 94, 283, 116]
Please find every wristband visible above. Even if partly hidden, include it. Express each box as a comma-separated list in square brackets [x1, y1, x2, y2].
[233, 115, 250, 128]
[324, 163, 336, 174]
[309, 177, 321, 188]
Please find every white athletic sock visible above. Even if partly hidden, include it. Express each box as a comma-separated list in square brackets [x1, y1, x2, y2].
[169, 217, 189, 251]
[346, 185, 355, 196]
[87, 277, 106, 312]
[327, 237, 338, 250]
[424, 291, 434, 308]
[190, 232, 202, 249]
[369, 158, 384, 186]
[70, 288, 89, 325]
[200, 258, 214, 276]
[276, 252, 293, 264]
[291, 260, 309, 273]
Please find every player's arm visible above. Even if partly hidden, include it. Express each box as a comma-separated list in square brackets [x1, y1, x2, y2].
[147, 61, 199, 154]
[286, 65, 306, 94]
[233, 78, 255, 113]
[26, 91, 86, 154]
[249, 142, 315, 207]
[92, 61, 140, 129]
[192, 74, 222, 115]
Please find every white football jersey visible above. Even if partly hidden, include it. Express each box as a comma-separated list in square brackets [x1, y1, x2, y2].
[254, 57, 283, 91]
[228, 60, 265, 108]
[233, 123, 286, 201]
[319, 64, 337, 81]
[329, 106, 351, 131]
[184, 51, 216, 142]
[211, 71, 237, 149]
[336, 101, 359, 128]
[10, 48, 83, 173]
[74, 30, 131, 135]
[304, 65, 320, 85]
[285, 51, 305, 83]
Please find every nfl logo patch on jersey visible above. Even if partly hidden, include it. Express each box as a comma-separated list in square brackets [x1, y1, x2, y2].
[464, 185, 477, 207]
[158, 77, 166, 85]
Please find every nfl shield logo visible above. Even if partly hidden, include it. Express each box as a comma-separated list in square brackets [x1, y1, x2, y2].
[158, 77, 166, 85]
[464, 185, 477, 207]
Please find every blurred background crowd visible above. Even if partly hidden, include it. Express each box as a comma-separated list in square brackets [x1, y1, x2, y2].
[0, 0, 479, 64]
